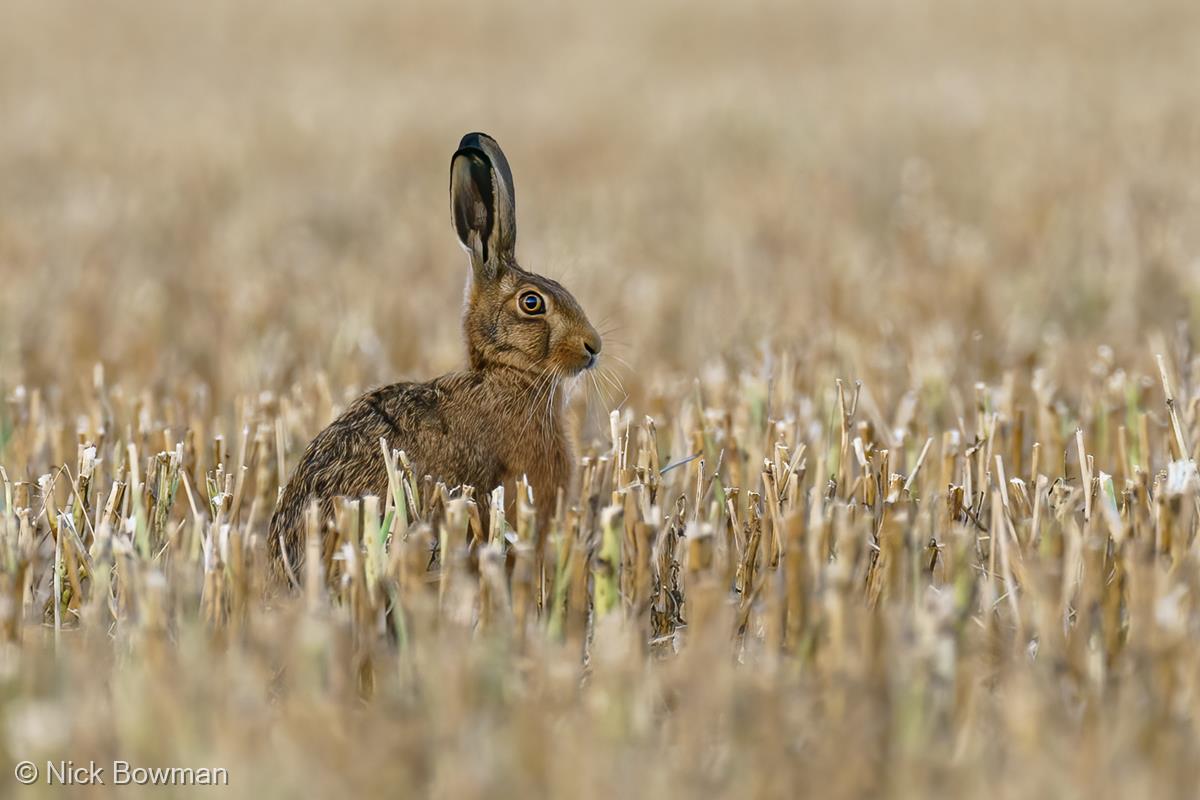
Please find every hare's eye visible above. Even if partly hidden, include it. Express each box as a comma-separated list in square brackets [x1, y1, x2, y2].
[519, 290, 546, 315]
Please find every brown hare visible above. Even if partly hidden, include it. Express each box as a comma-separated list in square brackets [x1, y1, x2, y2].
[269, 132, 601, 579]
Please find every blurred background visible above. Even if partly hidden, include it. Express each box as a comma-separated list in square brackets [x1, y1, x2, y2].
[1, 0, 1199, 420]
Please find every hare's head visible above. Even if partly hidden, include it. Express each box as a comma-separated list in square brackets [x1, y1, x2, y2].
[450, 133, 601, 379]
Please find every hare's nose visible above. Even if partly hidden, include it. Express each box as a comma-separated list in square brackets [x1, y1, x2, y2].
[582, 334, 601, 368]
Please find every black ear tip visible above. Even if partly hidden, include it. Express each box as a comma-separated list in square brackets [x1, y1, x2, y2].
[454, 133, 514, 199]
[458, 132, 499, 151]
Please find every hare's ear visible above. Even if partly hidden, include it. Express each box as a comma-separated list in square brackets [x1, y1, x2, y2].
[450, 132, 516, 282]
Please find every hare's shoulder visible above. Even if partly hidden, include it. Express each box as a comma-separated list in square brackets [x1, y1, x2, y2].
[344, 374, 477, 431]
[336, 380, 435, 438]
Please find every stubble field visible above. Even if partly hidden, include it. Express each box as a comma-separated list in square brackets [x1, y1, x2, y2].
[3, 1, 1200, 797]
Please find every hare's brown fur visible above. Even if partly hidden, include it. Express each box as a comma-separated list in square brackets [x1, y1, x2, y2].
[269, 133, 600, 577]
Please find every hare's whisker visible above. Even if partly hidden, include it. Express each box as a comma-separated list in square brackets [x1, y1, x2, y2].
[601, 353, 633, 373]
[518, 364, 556, 441]
[590, 369, 613, 408]
[541, 367, 564, 450]
[595, 369, 614, 407]
[596, 367, 628, 408]
[596, 363, 622, 389]
[603, 372, 628, 410]
[584, 371, 609, 434]
[588, 373, 622, 429]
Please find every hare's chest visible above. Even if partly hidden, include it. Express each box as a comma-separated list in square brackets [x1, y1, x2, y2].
[499, 428, 571, 504]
